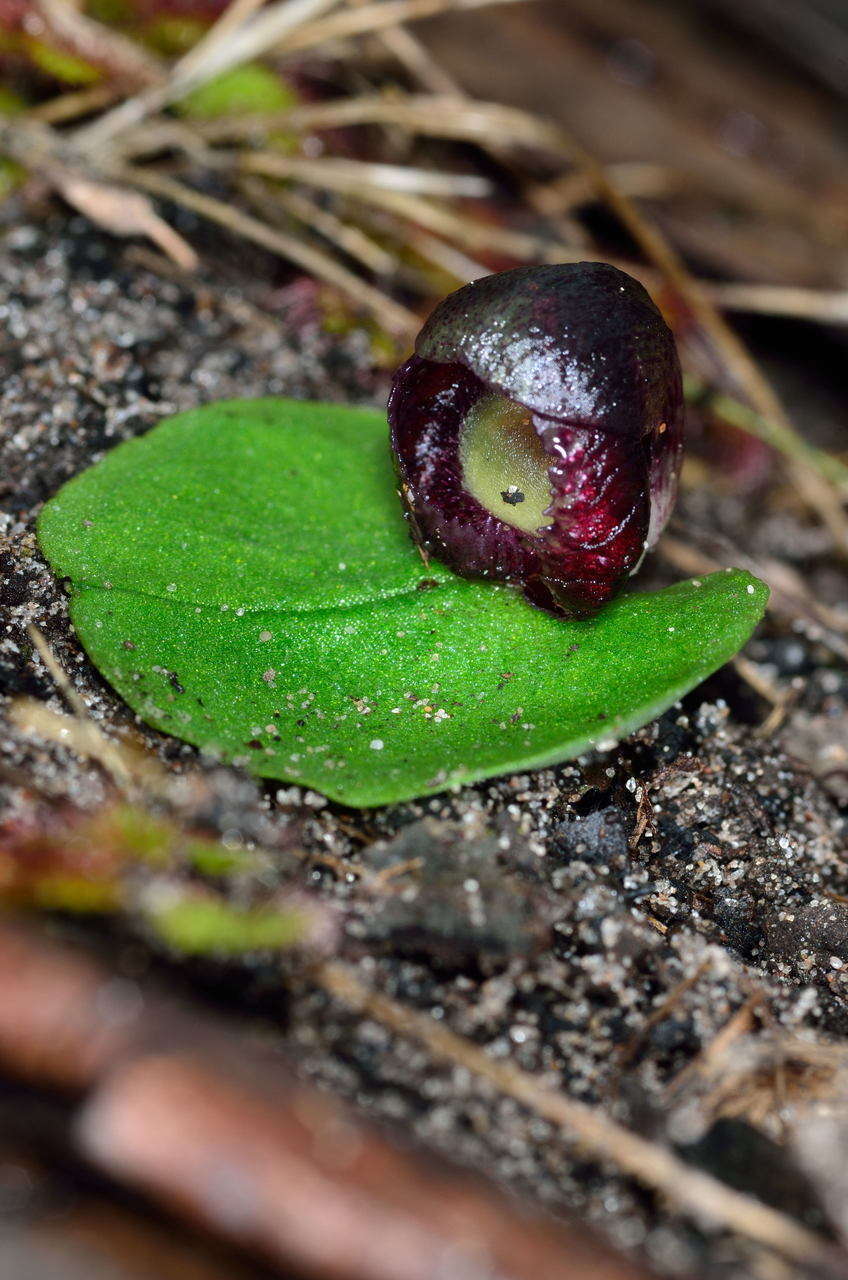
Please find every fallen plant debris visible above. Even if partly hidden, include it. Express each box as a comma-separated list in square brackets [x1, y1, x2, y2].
[0, 922, 655, 1280]
[0, 797, 338, 958]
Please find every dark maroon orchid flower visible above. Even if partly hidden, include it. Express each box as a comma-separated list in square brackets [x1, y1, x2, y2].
[388, 262, 683, 617]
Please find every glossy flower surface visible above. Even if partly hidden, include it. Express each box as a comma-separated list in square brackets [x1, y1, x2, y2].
[389, 262, 683, 617]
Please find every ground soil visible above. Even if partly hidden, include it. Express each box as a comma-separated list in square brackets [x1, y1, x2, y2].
[3, 209, 848, 1280]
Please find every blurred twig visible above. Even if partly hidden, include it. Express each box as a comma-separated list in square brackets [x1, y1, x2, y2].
[72, 0, 522, 152]
[26, 625, 141, 797]
[707, 282, 848, 327]
[33, 0, 163, 87]
[317, 958, 845, 1273]
[73, 0, 339, 151]
[123, 165, 419, 336]
[235, 152, 494, 197]
[31, 83, 119, 125]
[250, 180, 397, 275]
[685, 376, 848, 493]
[56, 173, 199, 270]
[187, 90, 567, 151]
[0, 924, 656, 1280]
[274, 0, 528, 58]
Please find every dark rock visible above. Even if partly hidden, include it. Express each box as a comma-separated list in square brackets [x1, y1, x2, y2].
[713, 893, 763, 959]
[651, 710, 698, 762]
[678, 1117, 828, 1231]
[654, 814, 696, 862]
[0, 555, 30, 607]
[551, 805, 631, 866]
[356, 819, 553, 968]
[764, 898, 848, 965]
[648, 1016, 696, 1056]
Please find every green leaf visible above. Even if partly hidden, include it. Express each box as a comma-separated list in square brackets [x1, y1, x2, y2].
[24, 37, 102, 85]
[0, 88, 26, 114]
[148, 896, 309, 956]
[38, 399, 768, 807]
[178, 64, 297, 118]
